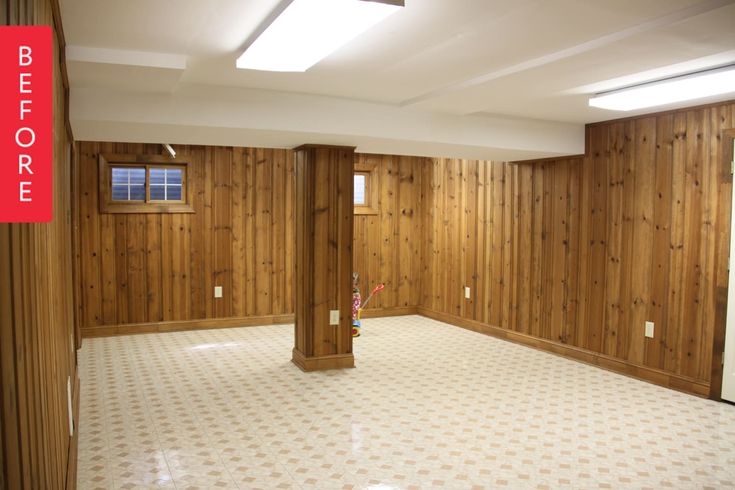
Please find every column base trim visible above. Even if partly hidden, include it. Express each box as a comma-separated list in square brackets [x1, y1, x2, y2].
[291, 348, 355, 372]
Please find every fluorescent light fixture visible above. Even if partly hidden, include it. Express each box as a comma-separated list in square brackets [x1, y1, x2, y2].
[236, 0, 403, 72]
[589, 64, 735, 111]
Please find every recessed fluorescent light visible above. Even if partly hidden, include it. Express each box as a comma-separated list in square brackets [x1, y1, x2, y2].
[589, 64, 735, 111]
[236, 0, 403, 72]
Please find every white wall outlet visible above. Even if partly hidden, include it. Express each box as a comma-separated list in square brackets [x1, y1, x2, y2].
[214, 286, 223, 298]
[464, 286, 471, 299]
[329, 310, 340, 325]
[645, 321, 654, 338]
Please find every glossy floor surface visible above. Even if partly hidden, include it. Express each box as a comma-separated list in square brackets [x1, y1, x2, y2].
[78, 315, 735, 489]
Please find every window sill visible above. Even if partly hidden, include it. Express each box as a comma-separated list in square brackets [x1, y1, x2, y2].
[100, 203, 195, 214]
[354, 206, 378, 216]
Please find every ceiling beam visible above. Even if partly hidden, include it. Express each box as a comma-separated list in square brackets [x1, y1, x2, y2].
[66, 45, 187, 69]
[400, 0, 735, 107]
[69, 85, 584, 161]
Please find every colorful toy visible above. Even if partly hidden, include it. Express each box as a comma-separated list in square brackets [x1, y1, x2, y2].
[352, 273, 385, 338]
[352, 273, 362, 337]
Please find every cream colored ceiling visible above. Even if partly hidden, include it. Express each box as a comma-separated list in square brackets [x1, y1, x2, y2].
[61, 0, 735, 159]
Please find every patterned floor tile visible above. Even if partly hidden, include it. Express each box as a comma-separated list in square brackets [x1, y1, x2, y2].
[78, 315, 735, 489]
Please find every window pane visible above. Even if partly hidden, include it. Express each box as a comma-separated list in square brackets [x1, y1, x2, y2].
[166, 168, 182, 185]
[129, 185, 146, 201]
[112, 185, 129, 201]
[149, 167, 165, 185]
[111, 168, 129, 185]
[150, 185, 166, 201]
[354, 174, 366, 205]
[129, 168, 146, 185]
[150, 183, 182, 201]
[167, 185, 182, 201]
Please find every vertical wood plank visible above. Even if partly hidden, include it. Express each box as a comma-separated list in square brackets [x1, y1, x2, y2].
[587, 124, 609, 353]
[255, 148, 272, 316]
[647, 114, 673, 369]
[680, 110, 707, 378]
[550, 162, 568, 343]
[272, 149, 286, 314]
[126, 215, 147, 323]
[566, 159, 581, 345]
[188, 147, 206, 319]
[285, 151, 295, 314]
[517, 164, 532, 333]
[231, 147, 245, 318]
[628, 117, 656, 364]
[604, 123, 624, 355]
[145, 214, 162, 322]
[398, 156, 413, 308]
[382, 156, 396, 308]
[244, 148, 256, 316]
[475, 161, 486, 322]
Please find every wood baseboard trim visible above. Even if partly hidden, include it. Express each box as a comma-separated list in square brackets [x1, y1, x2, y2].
[81, 314, 295, 338]
[417, 307, 710, 398]
[291, 348, 355, 372]
[360, 306, 418, 319]
[81, 307, 418, 338]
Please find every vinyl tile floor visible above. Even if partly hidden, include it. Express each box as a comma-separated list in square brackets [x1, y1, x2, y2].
[77, 315, 735, 489]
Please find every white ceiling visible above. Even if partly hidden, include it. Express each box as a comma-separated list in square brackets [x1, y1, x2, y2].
[61, 0, 735, 160]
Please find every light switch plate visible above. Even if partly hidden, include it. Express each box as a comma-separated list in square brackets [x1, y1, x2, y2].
[464, 286, 471, 299]
[214, 286, 223, 298]
[645, 321, 654, 338]
[329, 310, 340, 325]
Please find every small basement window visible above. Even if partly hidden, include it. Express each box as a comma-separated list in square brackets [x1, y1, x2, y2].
[100, 154, 193, 213]
[354, 161, 378, 215]
[354, 173, 367, 205]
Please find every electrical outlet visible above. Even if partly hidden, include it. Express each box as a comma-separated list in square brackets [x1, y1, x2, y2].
[329, 310, 340, 325]
[645, 321, 654, 338]
[214, 286, 223, 298]
[464, 286, 471, 299]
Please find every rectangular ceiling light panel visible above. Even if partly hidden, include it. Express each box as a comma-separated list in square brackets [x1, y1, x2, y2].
[237, 0, 402, 72]
[589, 65, 735, 111]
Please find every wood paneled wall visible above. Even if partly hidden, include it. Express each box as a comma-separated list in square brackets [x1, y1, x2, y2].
[76, 144, 424, 335]
[421, 157, 582, 335]
[76, 143, 295, 333]
[420, 101, 735, 395]
[353, 154, 425, 313]
[1, 0, 78, 488]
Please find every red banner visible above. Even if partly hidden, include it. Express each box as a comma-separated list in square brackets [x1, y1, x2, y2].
[0, 26, 53, 223]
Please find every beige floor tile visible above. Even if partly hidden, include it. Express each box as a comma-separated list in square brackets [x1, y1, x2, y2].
[78, 315, 735, 489]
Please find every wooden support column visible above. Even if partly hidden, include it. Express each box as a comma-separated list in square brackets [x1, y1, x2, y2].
[292, 145, 355, 371]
